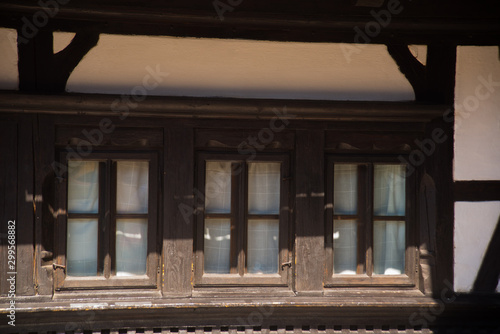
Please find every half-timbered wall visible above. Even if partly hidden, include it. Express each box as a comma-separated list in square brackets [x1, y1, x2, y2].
[453, 46, 500, 293]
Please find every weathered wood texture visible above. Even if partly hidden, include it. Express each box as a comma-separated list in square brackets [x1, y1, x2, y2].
[294, 129, 324, 294]
[163, 124, 194, 296]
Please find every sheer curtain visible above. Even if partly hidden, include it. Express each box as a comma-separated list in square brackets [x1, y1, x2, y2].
[247, 162, 280, 274]
[67, 161, 99, 276]
[333, 164, 358, 274]
[204, 161, 232, 273]
[373, 164, 406, 275]
[116, 161, 149, 276]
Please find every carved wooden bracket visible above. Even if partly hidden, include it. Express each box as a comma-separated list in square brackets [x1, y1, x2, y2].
[18, 28, 99, 93]
[387, 43, 456, 104]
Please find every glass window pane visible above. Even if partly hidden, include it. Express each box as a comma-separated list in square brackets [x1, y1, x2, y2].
[204, 219, 231, 273]
[116, 219, 148, 276]
[374, 164, 406, 216]
[373, 220, 405, 275]
[333, 220, 357, 275]
[67, 219, 98, 276]
[248, 162, 280, 214]
[116, 161, 149, 214]
[334, 164, 358, 215]
[247, 219, 279, 274]
[205, 162, 232, 214]
[68, 161, 99, 213]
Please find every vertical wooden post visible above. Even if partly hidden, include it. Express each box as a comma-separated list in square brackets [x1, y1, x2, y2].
[163, 123, 194, 296]
[294, 129, 325, 294]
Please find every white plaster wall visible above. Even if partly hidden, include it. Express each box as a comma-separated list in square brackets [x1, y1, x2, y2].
[454, 46, 500, 180]
[453, 47, 500, 292]
[53, 32, 422, 101]
[454, 202, 500, 292]
[0, 28, 19, 90]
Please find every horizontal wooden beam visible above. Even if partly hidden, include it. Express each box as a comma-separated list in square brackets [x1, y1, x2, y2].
[0, 91, 446, 122]
[454, 181, 500, 202]
[0, 2, 499, 45]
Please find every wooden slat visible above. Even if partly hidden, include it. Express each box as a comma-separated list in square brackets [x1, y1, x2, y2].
[472, 215, 500, 292]
[294, 129, 324, 294]
[454, 181, 500, 202]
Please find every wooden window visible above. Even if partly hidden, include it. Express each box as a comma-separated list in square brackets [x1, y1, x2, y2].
[54, 152, 159, 290]
[194, 153, 290, 286]
[325, 156, 416, 287]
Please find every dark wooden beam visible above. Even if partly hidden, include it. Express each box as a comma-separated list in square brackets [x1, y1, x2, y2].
[454, 181, 500, 202]
[0, 91, 447, 122]
[1, 1, 500, 45]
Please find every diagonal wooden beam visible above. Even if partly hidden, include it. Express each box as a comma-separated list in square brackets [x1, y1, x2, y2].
[386, 44, 427, 101]
[473, 215, 500, 293]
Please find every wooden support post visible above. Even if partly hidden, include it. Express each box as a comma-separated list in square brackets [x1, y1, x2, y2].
[294, 129, 325, 294]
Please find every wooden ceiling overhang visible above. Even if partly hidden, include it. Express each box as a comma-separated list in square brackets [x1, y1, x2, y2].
[0, 0, 500, 45]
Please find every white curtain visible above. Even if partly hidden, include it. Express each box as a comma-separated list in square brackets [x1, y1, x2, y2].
[247, 163, 280, 274]
[116, 219, 148, 276]
[374, 220, 406, 274]
[205, 161, 232, 213]
[373, 165, 406, 275]
[374, 164, 406, 216]
[204, 219, 231, 273]
[67, 161, 99, 276]
[66, 219, 98, 276]
[247, 219, 279, 274]
[333, 164, 357, 215]
[116, 161, 149, 214]
[68, 161, 99, 213]
[332, 164, 406, 275]
[333, 220, 357, 274]
[248, 162, 280, 214]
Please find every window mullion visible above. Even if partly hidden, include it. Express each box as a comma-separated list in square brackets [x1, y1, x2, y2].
[102, 160, 113, 279]
[364, 163, 374, 277]
[357, 164, 367, 275]
[229, 162, 242, 274]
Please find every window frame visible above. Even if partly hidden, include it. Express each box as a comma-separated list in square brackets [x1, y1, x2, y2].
[194, 152, 291, 287]
[324, 155, 417, 287]
[54, 151, 159, 290]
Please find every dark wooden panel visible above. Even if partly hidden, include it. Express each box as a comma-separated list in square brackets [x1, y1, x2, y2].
[35, 115, 56, 296]
[55, 126, 163, 148]
[325, 131, 420, 151]
[454, 181, 500, 202]
[294, 129, 324, 294]
[195, 129, 294, 150]
[16, 118, 35, 296]
[163, 124, 194, 296]
[0, 120, 17, 296]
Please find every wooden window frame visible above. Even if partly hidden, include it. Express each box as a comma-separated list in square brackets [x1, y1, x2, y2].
[194, 152, 291, 287]
[54, 151, 159, 290]
[324, 155, 417, 287]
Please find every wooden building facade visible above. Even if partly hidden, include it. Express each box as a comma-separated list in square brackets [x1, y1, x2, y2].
[0, 1, 499, 333]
